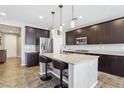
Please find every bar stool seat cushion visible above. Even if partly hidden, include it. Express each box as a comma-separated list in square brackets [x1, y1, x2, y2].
[39, 56, 51, 63]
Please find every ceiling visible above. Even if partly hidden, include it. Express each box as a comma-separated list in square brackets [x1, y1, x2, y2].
[0, 5, 124, 31]
[0, 24, 21, 34]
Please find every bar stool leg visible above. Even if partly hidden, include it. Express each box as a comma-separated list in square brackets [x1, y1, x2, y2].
[60, 69, 63, 87]
[54, 70, 68, 88]
[40, 63, 52, 81]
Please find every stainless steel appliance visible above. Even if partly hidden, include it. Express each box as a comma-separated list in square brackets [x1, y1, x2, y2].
[76, 37, 87, 45]
[40, 37, 53, 53]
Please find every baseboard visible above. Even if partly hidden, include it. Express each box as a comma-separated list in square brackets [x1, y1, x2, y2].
[90, 81, 98, 88]
[39, 71, 51, 76]
[21, 63, 26, 66]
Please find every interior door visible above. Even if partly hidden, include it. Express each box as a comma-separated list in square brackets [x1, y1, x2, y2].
[5, 34, 17, 57]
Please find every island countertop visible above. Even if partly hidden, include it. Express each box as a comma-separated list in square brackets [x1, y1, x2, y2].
[40, 53, 99, 65]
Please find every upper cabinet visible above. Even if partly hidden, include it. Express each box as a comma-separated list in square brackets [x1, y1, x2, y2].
[66, 31, 77, 45]
[66, 17, 124, 45]
[93, 22, 111, 44]
[25, 26, 37, 45]
[25, 26, 50, 45]
[110, 19, 124, 43]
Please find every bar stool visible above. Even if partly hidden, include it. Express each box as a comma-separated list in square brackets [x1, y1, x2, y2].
[52, 60, 68, 88]
[39, 56, 52, 81]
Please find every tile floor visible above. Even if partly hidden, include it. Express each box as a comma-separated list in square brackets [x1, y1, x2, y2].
[0, 58, 124, 88]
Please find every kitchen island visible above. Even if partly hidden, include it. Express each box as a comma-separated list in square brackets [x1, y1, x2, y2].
[39, 53, 99, 88]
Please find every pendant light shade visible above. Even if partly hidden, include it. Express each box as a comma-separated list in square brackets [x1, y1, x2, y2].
[59, 5, 63, 32]
[71, 5, 76, 28]
[71, 20, 75, 28]
[51, 11, 55, 35]
[59, 25, 63, 32]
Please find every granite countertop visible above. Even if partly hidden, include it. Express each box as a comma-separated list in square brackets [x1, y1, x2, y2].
[63, 49, 124, 56]
[40, 53, 99, 65]
[25, 51, 39, 53]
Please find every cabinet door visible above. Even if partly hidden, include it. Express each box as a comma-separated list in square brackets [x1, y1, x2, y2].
[110, 18, 124, 43]
[93, 22, 111, 44]
[84, 27, 94, 44]
[25, 52, 39, 67]
[66, 31, 76, 45]
[25, 26, 37, 45]
[110, 56, 124, 77]
[98, 55, 111, 72]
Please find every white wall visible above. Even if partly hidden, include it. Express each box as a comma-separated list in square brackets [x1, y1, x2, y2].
[4, 34, 17, 57]
[17, 35, 21, 57]
[53, 36, 63, 53]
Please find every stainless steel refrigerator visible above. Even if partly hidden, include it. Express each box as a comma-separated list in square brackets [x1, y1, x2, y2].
[39, 37, 53, 54]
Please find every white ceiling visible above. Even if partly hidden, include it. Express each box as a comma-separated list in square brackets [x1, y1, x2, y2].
[0, 5, 124, 31]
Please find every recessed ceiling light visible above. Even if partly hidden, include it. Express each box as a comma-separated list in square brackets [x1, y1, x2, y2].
[79, 16, 82, 19]
[39, 16, 43, 19]
[1, 12, 6, 16]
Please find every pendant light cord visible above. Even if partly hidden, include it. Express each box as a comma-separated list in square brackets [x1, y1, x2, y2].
[72, 5, 74, 20]
[51, 11, 55, 29]
[59, 5, 63, 26]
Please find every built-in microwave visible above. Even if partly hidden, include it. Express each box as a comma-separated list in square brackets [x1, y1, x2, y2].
[76, 37, 87, 45]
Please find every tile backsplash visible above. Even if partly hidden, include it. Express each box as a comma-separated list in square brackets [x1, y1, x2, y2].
[25, 45, 36, 52]
[65, 44, 124, 52]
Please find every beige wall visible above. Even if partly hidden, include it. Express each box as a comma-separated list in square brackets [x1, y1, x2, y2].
[0, 32, 4, 50]
[16, 35, 21, 57]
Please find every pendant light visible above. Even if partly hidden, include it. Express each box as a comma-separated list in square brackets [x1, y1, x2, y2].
[51, 11, 55, 35]
[59, 5, 63, 32]
[71, 5, 76, 28]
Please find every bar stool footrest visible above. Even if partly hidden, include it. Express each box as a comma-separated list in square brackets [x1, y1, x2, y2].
[40, 75, 52, 81]
[54, 84, 68, 88]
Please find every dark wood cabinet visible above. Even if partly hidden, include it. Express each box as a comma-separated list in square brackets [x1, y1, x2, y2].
[25, 26, 37, 45]
[93, 22, 111, 44]
[66, 17, 124, 45]
[0, 50, 6, 63]
[25, 52, 39, 67]
[83, 27, 94, 44]
[109, 56, 124, 76]
[66, 27, 94, 45]
[66, 31, 77, 45]
[98, 55, 110, 72]
[25, 26, 50, 45]
[98, 55, 124, 77]
[110, 19, 124, 43]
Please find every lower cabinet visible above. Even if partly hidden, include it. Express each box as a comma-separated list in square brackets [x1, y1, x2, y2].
[98, 55, 110, 72]
[25, 52, 39, 67]
[0, 50, 6, 63]
[98, 55, 124, 77]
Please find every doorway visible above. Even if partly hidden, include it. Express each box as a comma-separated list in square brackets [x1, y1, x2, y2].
[0, 24, 21, 59]
[5, 34, 17, 57]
